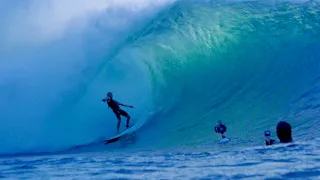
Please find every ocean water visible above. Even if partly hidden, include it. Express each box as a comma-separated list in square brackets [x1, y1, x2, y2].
[1, 0, 320, 179]
[1, 141, 320, 179]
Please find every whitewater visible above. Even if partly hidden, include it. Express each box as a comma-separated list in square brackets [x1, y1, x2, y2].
[0, 0, 320, 179]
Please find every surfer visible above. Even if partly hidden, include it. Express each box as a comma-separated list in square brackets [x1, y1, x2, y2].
[102, 92, 134, 133]
[214, 120, 227, 138]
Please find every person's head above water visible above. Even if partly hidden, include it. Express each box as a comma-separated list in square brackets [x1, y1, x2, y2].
[218, 120, 222, 124]
[264, 129, 271, 138]
[276, 121, 292, 143]
[107, 92, 113, 99]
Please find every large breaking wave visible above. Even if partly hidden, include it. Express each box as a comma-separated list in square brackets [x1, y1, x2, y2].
[0, 0, 320, 155]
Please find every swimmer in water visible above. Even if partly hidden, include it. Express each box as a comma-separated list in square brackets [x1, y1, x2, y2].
[264, 129, 277, 146]
[264, 121, 293, 146]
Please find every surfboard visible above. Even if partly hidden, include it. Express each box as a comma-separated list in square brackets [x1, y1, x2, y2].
[105, 111, 156, 144]
[105, 124, 136, 144]
[219, 138, 230, 143]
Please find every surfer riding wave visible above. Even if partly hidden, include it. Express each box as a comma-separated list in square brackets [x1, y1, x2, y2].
[102, 92, 134, 134]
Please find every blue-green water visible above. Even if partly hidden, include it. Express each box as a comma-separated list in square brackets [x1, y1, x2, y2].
[0, 0, 320, 179]
[1, 141, 320, 179]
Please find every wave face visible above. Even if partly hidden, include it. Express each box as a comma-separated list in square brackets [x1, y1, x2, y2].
[129, 0, 320, 149]
[1, 0, 320, 154]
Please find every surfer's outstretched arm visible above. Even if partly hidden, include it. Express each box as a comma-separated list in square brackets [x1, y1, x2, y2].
[115, 100, 134, 108]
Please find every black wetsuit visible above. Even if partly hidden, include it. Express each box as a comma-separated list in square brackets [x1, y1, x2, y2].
[215, 124, 227, 134]
[107, 98, 129, 119]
